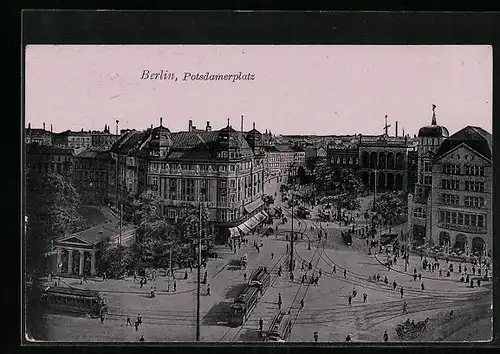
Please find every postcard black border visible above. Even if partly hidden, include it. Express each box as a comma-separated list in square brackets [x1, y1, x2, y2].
[18, 9, 500, 353]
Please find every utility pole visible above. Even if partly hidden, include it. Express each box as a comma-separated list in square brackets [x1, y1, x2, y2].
[289, 163, 295, 272]
[169, 248, 172, 289]
[196, 203, 202, 342]
[119, 203, 123, 245]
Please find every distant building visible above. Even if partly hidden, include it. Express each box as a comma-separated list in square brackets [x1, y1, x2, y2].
[26, 143, 74, 177]
[91, 125, 120, 148]
[327, 142, 359, 168]
[25, 123, 53, 146]
[54, 129, 93, 150]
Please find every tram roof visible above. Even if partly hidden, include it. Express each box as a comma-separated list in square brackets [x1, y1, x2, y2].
[44, 286, 101, 298]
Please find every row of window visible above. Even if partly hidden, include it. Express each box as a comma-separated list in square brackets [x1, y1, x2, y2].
[441, 193, 460, 206]
[441, 179, 485, 192]
[418, 175, 432, 185]
[442, 163, 485, 176]
[442, 163, 461, 175]
[439, 210, 486, 229]
[414, 207, 427, 218]
[330, 157, 359, 165]
[150, 161, 262, 172]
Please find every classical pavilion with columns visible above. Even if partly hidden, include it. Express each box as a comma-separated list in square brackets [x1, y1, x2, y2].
[54, 220, 135, 277]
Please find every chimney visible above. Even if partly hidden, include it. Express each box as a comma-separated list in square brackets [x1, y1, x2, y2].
[116, 120, 119, 135]
[28, 123, 31, 129]
[206, 121, 211, 132]
[160, 117, 163, 126]
[50, 124, 53, 133]
[253, 122, 256, 130]
[189, 120, 193, 132]
[395, 121, 398, 137]
[43, 122, 46, 130]
[227, 118, 230, 127]
[241, 115, 244, 132]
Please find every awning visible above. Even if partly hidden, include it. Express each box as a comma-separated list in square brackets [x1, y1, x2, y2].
[261, 210, 269, 219]
[244, 216, 258, 231]
[237, 224, 251, 235]
[254, 212, 267, 222]
[244, 198, 265, 214]
[229, 227, 241, 238]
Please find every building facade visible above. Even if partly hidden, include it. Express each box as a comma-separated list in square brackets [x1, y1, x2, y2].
[428, 126, 492, 255]
[91, 125, 120, 148]
[327, 142, 359, 168]
[26, 143, 74, 177]
[109, 119, 267, 244]
[25, 123, 53, 146]
[73, 148, 111, 205]
[410, 106, 450, 245]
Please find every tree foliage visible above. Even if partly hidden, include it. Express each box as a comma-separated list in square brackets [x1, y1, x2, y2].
[314, 163, 362, 215]
[372, 191, 408, 225]
[26, 171, 85, 275]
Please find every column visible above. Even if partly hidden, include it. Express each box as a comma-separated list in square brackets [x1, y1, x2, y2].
[90, 251, 96, 276]
[79, 250, 85, 275]
[56, 248, 62, 274]
[67, 249, 73, 275]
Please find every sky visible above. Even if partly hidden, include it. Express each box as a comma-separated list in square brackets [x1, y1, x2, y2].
[24, 45, 492, 136]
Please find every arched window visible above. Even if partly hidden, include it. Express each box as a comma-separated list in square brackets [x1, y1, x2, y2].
[342, 157, 347, 164]
[349, 157, 353, 165]
[336, 157, 341, 164]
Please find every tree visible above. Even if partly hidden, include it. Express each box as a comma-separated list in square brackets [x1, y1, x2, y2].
[306, 156, 320, 175]
[372, 191, 408, 226]
[314, 164, 362, 219]
[25, 170, 85, 340]
[295, 166, 309, 185]
[262, 194, 275, 206]
[96, 238, 132, 278]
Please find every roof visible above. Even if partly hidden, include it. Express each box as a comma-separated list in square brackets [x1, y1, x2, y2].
[56, 220, 134, 246]
[26, 144, 74, 155]
[26, 128, 51, 135]
[274, 145, 295, 153]
[57, 130, 93, 137]
[44, 286, 101, 298]
[434, 126, 492, 161]
[264, 146, 280, 153]
[291, 146, 305, 152]
[418, 125, 449, 138]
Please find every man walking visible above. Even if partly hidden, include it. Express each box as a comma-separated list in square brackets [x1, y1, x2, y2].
[403, 301, 407, 314]
[363, 293, 367, 303]
[400, 287, 404, 298]
[383, 330, 388, 342]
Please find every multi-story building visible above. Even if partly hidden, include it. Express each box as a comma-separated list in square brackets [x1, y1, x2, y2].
[358, 133, 416, 192]
[110, 119, 267, 244]
[25, 123, 53, 146]
[53, 129, 93, 150]
[73, 148, 111, 205]
[26, 143, 74, 177]
[263, 145, 281, 180]
[291, 146, 306, 174]
[409, 106, 450, 245]
[428, 126, 492, 255]
[327, 142, 359, 168]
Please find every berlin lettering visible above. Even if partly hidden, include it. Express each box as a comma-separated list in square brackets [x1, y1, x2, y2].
[141, 70, 177, 81]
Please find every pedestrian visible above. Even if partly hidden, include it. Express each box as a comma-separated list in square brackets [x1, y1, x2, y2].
[301, 275, 305, 284]
[278, 293, 282, 303]
[278, 299, 282, 310]
[439, 269, 442, 277]
[139, 335, 145, 342]
[286, 244, 289, 252]
[377, 274, 380, 282]
[134, 321, 139, 331]
[477, 278, 481, 287]
[466, 274, 470, 283]
[244, 273, 247, 282]
[393, 280, 397, 290]
[345, 334, 352, 342]
[363, 293, 367, 303]
[290, 272, 294, 281]
[319, 269, 322, 278]
[259, 317, 263, 332]
[383, 330, 388, 342]
[418, 273, 422, 281]
[140, 278, 144, 289]
[127, 316, 131, 326]
[137, 314, 142, 325]
[100, 314, 105, 324]
[314, 332, 319, 342]
[400, 287, 404, 298]
[271, 252, 274, 259]
[403, 301, 407, 314]
[352, 288, 357, 297]
[173, 280, 177, 292]
[421, 282, 425, 291]
[344, 269, 347, 278]
[333, 265, 336, 273]
[384, 276, 388, 285]
[300, 299, 304, 309]
[207, 284, 211, 296]
[348, 295, 352, 306]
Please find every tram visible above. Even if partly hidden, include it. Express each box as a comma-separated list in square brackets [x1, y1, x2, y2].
[228, 285, 261, 327]
[296, 206, 310, 219]
[248, 266, 271, 292]
[42, 286, 108, 318]
[265, 312, 292, 342]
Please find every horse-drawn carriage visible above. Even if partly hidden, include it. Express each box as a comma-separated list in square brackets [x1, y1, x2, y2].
[396, 318, 430, 340]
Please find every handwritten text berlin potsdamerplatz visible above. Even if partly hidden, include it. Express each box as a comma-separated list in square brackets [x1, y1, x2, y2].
[140, 70, 255, 82]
